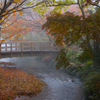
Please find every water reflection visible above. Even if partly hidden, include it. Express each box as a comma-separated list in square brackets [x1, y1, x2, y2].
[0, 57, 85, 100]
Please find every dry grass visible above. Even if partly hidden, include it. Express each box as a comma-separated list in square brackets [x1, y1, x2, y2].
[0, 66, 45, 100]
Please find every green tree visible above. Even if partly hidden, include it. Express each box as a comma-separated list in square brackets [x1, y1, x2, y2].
[42, 6, 100, 69]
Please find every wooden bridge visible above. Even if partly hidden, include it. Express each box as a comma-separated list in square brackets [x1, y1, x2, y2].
[0, 41, 60, 58]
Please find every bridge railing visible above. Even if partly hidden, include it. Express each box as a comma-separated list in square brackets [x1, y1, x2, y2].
[0, 41, 59, 52]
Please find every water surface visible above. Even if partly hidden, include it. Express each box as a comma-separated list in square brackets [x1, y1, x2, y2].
[0, 57, 85, 100]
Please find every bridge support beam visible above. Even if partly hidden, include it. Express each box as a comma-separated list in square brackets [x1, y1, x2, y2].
[0, 51, 59, 58]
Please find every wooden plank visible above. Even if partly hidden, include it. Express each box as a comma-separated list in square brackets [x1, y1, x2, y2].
[1, 50, 59, 54]
[11, 53, 12, 58]
[0, 50, 59, 58]
[22, 46, 31, 48]
[31, 42, 33, 51]
[21, 43, 23, 51]
[21, 53, 23, 57]
[20, 43, 23, 57]
[3, 41, 51, 44]
[15, 43, 17, 50]
[11, 43, 12, 58]
[34, 43, 35, 50]
[5, 43, 7, 51]
[11, 43, 12, 52]
[31, 52, 33, 56]
[31, 42, 33, 56]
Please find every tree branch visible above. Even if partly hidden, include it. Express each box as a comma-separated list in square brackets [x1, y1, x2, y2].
[77, 0, 85, 19]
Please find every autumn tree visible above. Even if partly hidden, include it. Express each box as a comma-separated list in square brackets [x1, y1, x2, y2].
[0, 2, 53, 43]
[0, 0, 45, 24]
[0, 0, 25, 43]
[1, 17, 34, 41]
[1, 9, 54, 42]
[28, 0, 100, 41]
[0, 0, 48, 44]
[41, 0, 100, 68]
[1, 0, 100, 45]
[20, 8, 55, 42]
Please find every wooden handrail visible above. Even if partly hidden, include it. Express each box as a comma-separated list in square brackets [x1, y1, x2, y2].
[0, 41, 59, 52]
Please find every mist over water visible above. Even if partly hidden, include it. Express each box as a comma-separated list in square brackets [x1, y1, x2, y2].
[0, 56, 46, 68]
[0, 56, 85, 100]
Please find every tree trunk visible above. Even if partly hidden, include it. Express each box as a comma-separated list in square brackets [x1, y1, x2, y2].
[93, 41, 100, 69]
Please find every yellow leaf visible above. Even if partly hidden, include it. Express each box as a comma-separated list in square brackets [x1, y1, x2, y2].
[13, 0, 21, 3]
[2, 24, 6, 27]
[1, 39, 5, 43]
[6, 23, 9, 26]
[10, 34, 13, 37]
[19, 11, 23, 16]
[9, 37, 12, 39]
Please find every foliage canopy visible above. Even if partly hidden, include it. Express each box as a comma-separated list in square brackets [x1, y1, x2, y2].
[42, 8, 100, 68]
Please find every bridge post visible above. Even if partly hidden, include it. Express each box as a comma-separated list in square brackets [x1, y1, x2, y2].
[21, 42, 23, 57]
[10, 43, 12, 58]
[31, 42, 33, 56]
[34, 43, 35, 50]
[40, 42, 42, 57]
[5, 43, 7, 51]
[40, 42, 42, 51]
[15, 42, 17, 51]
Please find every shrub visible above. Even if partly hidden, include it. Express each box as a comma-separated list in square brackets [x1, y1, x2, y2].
[0, 67, 45, 100]
[84, 72, 100, 100]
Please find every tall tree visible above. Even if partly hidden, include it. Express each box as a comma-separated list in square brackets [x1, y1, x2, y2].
[42, 1, 100, 68]
[0, 0, 45, 23]
[19, 8, 54, 42]
[0, 0, 46, 43]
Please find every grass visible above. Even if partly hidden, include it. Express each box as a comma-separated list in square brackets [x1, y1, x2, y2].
[0, 66, 45, 100]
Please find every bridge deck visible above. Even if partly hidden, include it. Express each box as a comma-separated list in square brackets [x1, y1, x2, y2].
[0, 41, 60, 58]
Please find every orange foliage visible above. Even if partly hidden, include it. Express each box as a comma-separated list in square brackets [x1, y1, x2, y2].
[0, 67, 45, 100]
[1, 18, 33, 41]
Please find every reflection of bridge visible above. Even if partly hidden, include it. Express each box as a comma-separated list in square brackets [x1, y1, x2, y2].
[0, 41, 60, 58]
